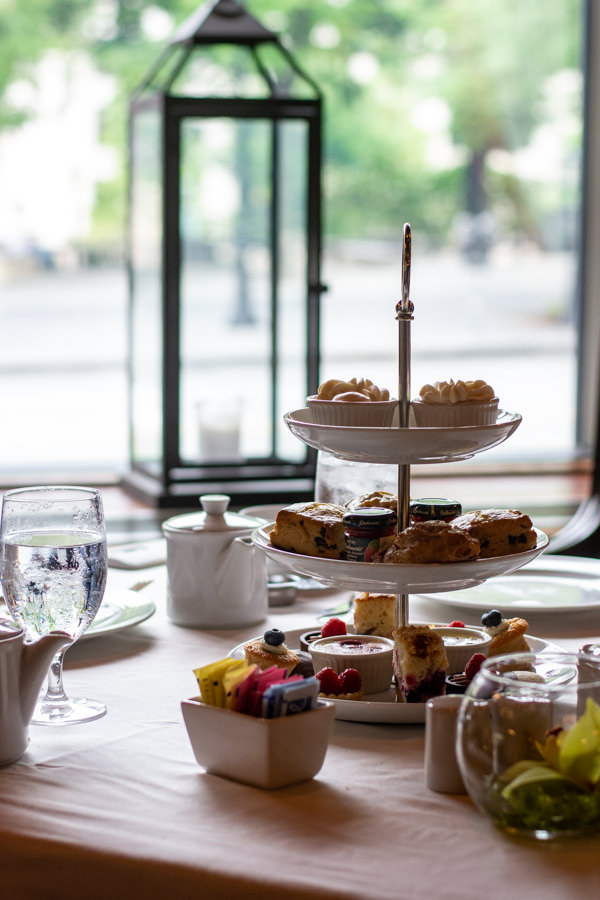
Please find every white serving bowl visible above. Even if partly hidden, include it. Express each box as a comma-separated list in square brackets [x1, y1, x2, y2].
[309, 634, 394, 694]
[181, 698, 335, 790]
[428, 626, 491, 674]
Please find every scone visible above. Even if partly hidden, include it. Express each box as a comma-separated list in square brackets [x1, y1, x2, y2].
[378, 520, 480, 564]
[392, 625, 448, 702]
[346, 491, 398, 512]
[452, 509, 536, 558]
[269, 501, 346, 559]
[353, 593, 396, 637]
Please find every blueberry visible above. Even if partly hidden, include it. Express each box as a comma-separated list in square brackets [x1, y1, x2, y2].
[264, 628, 285, 647]
[481, 609, 503, 627]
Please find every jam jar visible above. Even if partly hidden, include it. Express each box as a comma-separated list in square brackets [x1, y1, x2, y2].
[409, 498, 462, 525]
[343, 508, 397, 562]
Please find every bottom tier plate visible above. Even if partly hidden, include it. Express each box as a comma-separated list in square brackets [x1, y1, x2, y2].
[230, 627, 561, 724]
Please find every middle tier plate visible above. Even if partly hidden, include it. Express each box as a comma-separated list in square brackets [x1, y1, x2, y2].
[252, 524, 549, 593]
[284, 407, 521, 464]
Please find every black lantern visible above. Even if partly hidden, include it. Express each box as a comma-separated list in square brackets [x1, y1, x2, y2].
[123, 0, 324, 507]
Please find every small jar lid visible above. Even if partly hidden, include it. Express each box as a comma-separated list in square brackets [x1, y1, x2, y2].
[409, 498, 462, 519]
[343, 507, 397, 529]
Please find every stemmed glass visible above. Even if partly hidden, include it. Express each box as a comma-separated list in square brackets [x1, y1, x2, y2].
[0, 485, 108, 725]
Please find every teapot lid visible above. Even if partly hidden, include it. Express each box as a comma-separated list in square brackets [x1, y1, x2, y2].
[162, 494, 263, 535]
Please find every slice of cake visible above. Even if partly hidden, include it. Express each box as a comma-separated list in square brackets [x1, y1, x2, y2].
[353, 593, 396, 637]
[392, 625, 448, 703]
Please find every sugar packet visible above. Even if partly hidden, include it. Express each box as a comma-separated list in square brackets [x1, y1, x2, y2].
[262, 677, 319, 718]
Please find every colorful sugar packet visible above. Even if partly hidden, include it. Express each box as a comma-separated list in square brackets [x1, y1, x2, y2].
[194, 658, 319, 718]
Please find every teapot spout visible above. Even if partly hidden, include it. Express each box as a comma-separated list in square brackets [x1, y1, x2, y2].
[20, 632, 72, 724]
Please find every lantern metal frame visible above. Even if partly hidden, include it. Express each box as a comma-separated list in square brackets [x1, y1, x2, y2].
[123, 0, 324, 507]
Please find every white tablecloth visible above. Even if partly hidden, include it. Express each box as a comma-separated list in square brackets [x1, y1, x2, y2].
[2, 565, 600, 900]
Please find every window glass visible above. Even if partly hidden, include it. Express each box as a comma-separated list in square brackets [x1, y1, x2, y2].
[0, 1, 584, 478]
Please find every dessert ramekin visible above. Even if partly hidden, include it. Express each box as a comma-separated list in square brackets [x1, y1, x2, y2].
[428, 626, 491, 674]
[410, 398, 499, 427]
[307, 396, 398, 427]
[309, 634, 394, 694]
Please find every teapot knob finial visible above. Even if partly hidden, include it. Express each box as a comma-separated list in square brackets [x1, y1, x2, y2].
[199, 494, 230, 517]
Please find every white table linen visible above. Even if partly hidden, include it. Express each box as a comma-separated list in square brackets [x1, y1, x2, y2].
[1, 565, 600, 900]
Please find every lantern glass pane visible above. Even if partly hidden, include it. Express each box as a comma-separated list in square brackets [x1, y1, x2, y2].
[130, 106, 163, 468]
[275, 119, 309, 458]
[170, 45, 270, 98]
[179, 117, 271, 463]
[179, 116, 308, 464]
[256, 43, 319, 99]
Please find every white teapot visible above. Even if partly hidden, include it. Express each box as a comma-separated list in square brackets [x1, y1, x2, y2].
[0, 620, 72, 765]
[162, 494, 268, 628]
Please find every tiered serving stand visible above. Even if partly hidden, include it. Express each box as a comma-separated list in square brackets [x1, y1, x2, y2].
[251, 224, 550, 720]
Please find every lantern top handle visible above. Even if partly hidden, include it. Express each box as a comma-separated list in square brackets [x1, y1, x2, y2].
[172, 0, 277, 46]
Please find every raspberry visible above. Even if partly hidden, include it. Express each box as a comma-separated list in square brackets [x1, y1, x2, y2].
[464, 653, 487, 682]
[339, 668, 362, 693]
[449, 620, 465, 628]
[316, 667, 342, 694]
[321, 617, 347, 638]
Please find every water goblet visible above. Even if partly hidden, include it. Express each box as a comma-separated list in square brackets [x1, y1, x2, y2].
[0, 485, 108, 725]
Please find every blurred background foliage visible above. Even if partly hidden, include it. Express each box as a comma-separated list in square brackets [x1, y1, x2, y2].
[0, 0, 581, 252]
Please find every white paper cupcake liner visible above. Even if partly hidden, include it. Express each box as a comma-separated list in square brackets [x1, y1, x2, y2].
[410, 399, 499, 427]
[307, 397, 398, 427]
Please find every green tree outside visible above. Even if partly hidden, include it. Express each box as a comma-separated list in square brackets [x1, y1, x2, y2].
[0, 0, 582, 253]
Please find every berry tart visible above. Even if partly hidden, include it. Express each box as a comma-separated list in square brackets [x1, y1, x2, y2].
[316, 667, 363, 701]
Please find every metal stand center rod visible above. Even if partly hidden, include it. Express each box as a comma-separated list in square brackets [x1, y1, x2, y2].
[395, 223, 414, 628]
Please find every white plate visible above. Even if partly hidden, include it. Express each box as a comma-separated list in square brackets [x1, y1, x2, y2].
[283, 407, 522, 464]
[0, 587, 157, 640]
[253, 524, 549, 593]
[230, 627, 561, 724]
[84, 588, 156, 638]
[418, 554, 600, 613]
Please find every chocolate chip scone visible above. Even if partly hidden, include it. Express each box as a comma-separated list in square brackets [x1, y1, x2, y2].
[452, 509, 536, 558]
[345, 490, 398, 512]
[377, 520, 480, 564]
[269, 501, 346, 559]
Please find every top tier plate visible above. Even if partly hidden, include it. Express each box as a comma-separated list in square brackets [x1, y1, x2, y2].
[284, 407, 521, 464]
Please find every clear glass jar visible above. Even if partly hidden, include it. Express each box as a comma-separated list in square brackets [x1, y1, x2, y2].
[456, 651, 600, 839]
